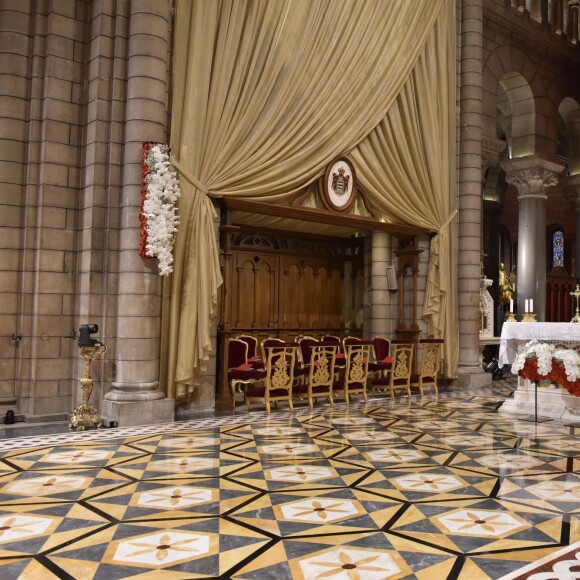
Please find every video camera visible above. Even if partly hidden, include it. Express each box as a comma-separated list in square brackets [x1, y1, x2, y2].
[78, 324, 104, 349]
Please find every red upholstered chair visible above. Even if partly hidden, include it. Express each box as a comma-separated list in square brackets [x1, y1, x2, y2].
[295, 336, 318, 380]
[411, 339, 444, 396]
[368, 337, 392, 377]
[237, 334, 263, 368]
[260, 337, 285, 362]
[321, 335, 341, 345]
[340, 336, 363, 366]
[227, 338, 266, 405]
[372, 339, 415, 398]
[293, 343, 338, 409]
[333, 342, 372, 404]
[245, 345, 297, 413]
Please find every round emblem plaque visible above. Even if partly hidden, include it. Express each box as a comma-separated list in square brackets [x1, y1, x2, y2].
[320, 156, 357, 212]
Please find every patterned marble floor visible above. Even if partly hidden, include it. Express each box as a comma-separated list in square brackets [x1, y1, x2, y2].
[0, 383, 578, 579]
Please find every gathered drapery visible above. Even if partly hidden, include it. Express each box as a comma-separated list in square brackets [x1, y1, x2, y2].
[350, 0, 458, 376]
[165, 0, 452, 397]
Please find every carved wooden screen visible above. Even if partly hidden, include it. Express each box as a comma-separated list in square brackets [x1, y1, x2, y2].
[230, 231, 363, 339]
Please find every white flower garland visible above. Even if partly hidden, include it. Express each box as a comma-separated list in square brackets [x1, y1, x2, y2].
[511, 339, 580, 383]
[142, 144, 181, 276]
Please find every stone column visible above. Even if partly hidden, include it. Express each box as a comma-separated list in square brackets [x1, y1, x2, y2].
[481, 137, 507, 311]
[457, 0, 489, 386]
[502, 156, 564, 321]
[370, 232, 392, 338]
[102, 0, 173, 425]
[342, 250, 354, 330]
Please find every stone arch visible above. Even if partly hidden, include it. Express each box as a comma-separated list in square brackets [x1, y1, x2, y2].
[482, 45, 545, 159]
[558, 97, 580, 175]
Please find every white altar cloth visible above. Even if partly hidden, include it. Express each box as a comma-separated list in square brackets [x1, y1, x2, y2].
[498, 322, 580, 366]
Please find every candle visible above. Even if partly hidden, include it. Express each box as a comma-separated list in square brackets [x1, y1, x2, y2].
[525, 299, 529, 313]
[530, 298, 534, 312]
[510, 299, 513, 312]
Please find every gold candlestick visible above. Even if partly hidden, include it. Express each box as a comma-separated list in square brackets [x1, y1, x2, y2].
[505, 311, 517, 322]
[70, 345, 106, 430]
[522, 312, 537, 323]
[571, 284, 580, 323]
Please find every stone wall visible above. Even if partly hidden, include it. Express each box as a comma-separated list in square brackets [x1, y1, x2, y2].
[0, 0, 173, 423]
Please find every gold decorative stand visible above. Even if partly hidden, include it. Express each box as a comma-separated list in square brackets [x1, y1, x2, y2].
[505, 312, 517, 322]
[571, 284, 580, 323]
[522, 312, 537, 323]
[70, 345, 106, 430]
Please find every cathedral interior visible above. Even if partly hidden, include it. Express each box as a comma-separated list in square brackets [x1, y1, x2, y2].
[1, 0, 580, 578]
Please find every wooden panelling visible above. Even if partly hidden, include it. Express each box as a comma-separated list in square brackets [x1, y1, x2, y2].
[229, 230, 361, 337]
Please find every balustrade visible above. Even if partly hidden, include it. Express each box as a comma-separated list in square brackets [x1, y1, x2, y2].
[506, 0, 579, 44]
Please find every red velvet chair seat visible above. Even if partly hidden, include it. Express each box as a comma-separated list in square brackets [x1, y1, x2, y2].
[333, 380, 364, 390]
[371, 377, 389, 387]
[410, 374, 435, 384]
[245, 386, 289, 398]
[392, 377, 410, 387]
[248, 356, 265, 369]
[229, 368, 266, 381]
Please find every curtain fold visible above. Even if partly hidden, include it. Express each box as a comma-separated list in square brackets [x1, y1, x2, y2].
[350, 0, 458, 376]
[165, 0, 450, 396]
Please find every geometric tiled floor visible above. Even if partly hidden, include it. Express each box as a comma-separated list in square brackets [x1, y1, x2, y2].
[0, 383, 578, 579]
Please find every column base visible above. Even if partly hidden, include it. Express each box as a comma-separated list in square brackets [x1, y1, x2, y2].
[101, 398, 174, 427]
[105, 381, 165, 402]
[453, 365, 492, 388]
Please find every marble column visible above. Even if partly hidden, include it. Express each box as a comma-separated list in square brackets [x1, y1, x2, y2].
[501, 156, 564, 321]
[370, 232, 392, 338]
[457, 0, 489, 386]
[102, 0, 174, 426]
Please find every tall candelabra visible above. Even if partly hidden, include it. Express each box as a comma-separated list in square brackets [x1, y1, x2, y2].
[70, 345, 106, 430]
[572, 284, 580, 323]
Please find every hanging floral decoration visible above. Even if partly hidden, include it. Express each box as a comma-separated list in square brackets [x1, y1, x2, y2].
[140, 142, 181, 276]
[511, 339, 580, 397]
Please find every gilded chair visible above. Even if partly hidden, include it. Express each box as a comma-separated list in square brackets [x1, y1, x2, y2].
[411, 339, 444, 396]
[260, 337, 285, 362]
[333, 342, 372, 404]
[227, 338, 266, 405]
[296, 336, 318, 381]
[371, 339, 415, 398]
[237, 334, 263, 367]
[368, 336, 392, 382]
[293, 344, 338, 408]
[245, 345, 297, 413]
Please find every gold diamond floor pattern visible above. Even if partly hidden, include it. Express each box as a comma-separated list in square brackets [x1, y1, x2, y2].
[0, 386, 578, 579]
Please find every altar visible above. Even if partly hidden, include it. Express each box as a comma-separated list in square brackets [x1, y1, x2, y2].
[498, 322, 580, 367]
[498, 322, 580, 421]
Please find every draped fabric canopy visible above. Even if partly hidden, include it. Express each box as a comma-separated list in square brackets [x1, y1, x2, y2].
[165, 0, 455, 396]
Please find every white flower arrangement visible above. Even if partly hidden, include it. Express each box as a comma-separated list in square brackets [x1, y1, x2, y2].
[142, 144, 181, 276]
[511, 339, 580, 383]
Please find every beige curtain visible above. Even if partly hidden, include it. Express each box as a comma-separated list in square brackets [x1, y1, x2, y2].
[350, 0, 458, 376]
[166, 0, 447, 395]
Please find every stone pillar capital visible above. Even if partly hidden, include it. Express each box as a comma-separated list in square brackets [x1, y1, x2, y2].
[481, 136, 506, 175]
[501, 156, 564, 199]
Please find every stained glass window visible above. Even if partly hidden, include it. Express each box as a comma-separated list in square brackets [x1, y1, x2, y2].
[553, 230, 564, 268]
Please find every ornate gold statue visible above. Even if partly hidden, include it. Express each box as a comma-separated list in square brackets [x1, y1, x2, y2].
[498, 262, 514, 305]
